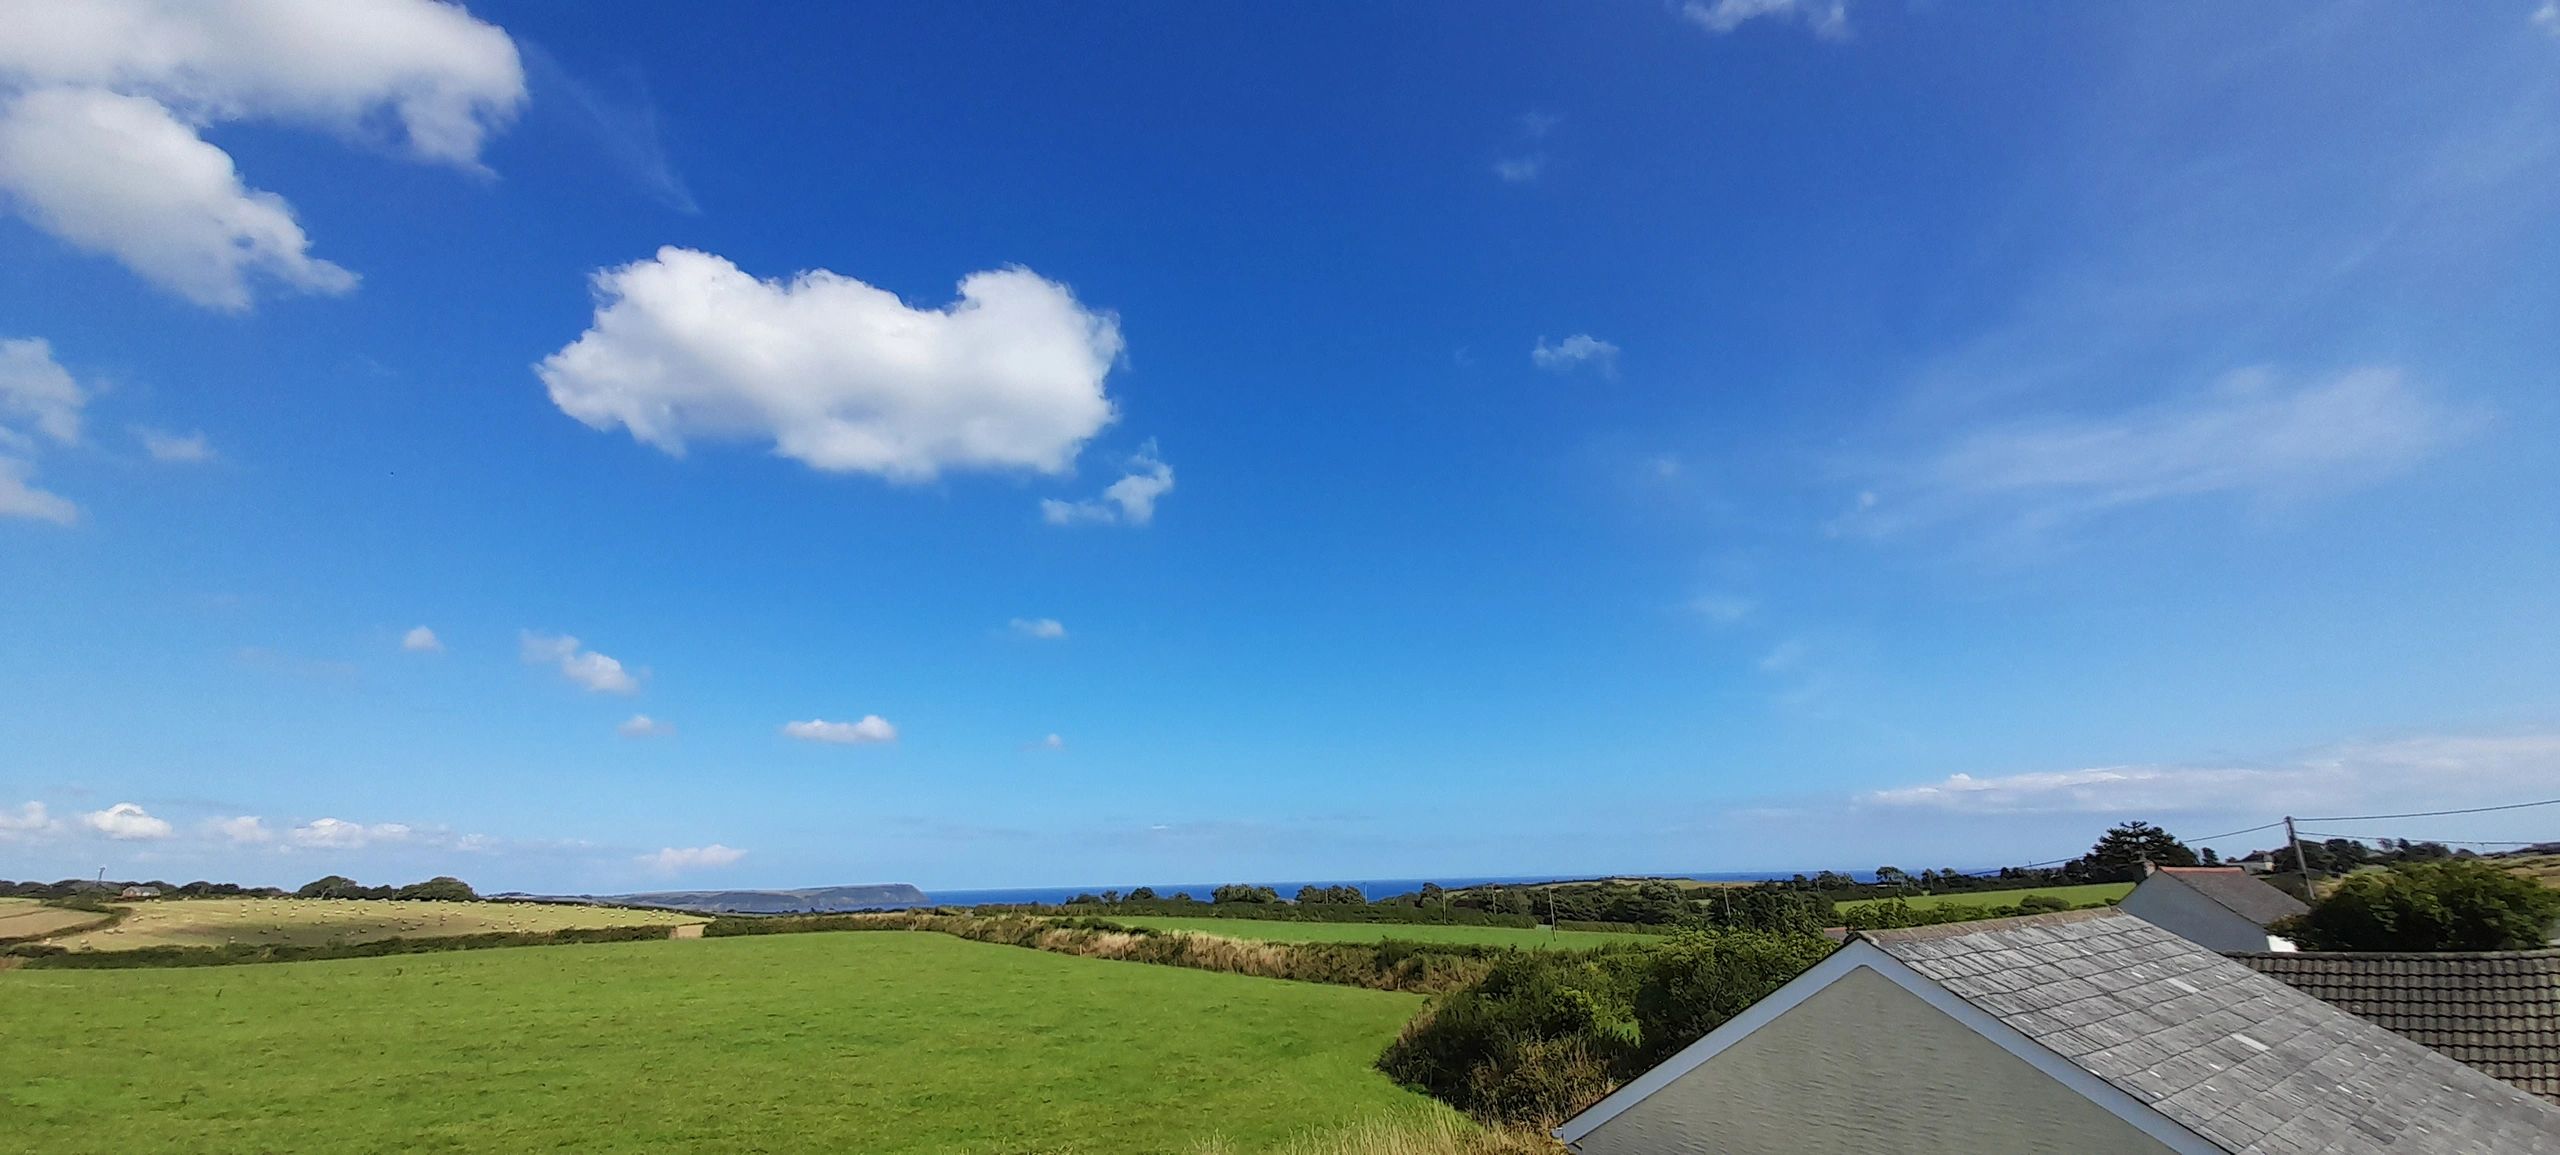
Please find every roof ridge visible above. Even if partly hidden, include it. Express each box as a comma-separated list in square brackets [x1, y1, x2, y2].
[2230, 948, 2560, 961]
[1849, 906, 2122, 943]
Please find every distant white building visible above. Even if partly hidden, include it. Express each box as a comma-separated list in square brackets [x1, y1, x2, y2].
[117, 885, 159, 899]
[2116, 865, 2307, 954]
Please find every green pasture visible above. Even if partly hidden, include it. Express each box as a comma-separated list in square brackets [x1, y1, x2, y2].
[0, 931, 1436, 1153]
[1107, 915, 1660, 948]
[1835, 881, 2132, 914]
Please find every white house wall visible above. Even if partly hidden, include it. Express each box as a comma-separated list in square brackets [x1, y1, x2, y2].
[2119, 877, 2277, 954]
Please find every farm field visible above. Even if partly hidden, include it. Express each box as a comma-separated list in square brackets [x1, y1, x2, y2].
[1835, 881, 2132, 914]
[1107, 915, 1660, 948]
[38, 897, 700, 951]
[0, 897, 110, 941]
[0, 930, 1439, 1154]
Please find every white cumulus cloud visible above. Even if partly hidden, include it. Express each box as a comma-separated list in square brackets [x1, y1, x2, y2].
[1493, 155, 1545, 183]
[0, 336, 87, 524]
[520, 630, 639, 694]
[81, 801, 172, 840]
[536, 247, 1124, 482]
[1009, 617, 1067, 640]
[783, 716, 897, 745]
[1531, 333, 1619, 376]
[644, 844, 744, 873]
[402, 625, 443, 653]
[0, 0, 525, 308]
[138, 427, 215, 463]
[1041, 440, 1173, 527]
[618, 713, 673, 738]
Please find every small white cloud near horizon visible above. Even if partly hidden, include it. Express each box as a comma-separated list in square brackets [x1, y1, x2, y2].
[1857, 732, 2560, 825]
[783, 715, 898, 745]
[81, 802, 172, 840]
[138, 427, 216, 463]
[537, 247, 1123, 482]
[1531, 333, 1620, 377]
[520, 630, 640, 694]
[1681, 0, 1850, 39]
[402, 626, 444, 653]
[289, 817, 411, 849]
[0, 800, 53, 835]
[212, 815, 272, 844]
[644, 843, 745, 873]
[618, 713, 673, 738]
[0, 336, 87, 524]
[1041, 440, 1174, 527]
[1009, 617, 1068, 640]
[0, 0, 526, 309]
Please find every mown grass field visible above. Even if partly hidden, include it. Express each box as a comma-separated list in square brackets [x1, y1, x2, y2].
[0, 931, 1439, 1153]
[1107, 915, 1659, 948]
[38, 897, 701, 951]
[0, 897, 110, 941]
[1834, 881, 2132, 914]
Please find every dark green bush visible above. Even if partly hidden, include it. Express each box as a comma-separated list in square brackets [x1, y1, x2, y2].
[2281, 859, 2560, 952]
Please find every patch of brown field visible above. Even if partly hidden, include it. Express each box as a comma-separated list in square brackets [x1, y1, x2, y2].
[1193, 1112, 1560, 1155]
[0, 901, 112, 942]
[41, 897, 703, 952]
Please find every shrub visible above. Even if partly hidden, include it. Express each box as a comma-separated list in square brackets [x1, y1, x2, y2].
[2281, 859, 2560, 952]
[1627, 929, 1836, 1066]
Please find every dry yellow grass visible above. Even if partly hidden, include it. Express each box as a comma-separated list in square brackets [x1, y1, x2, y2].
[0, 898, 111, 941]
[1194, 1112, 1559, 1155]
[41, 898, 702, 951]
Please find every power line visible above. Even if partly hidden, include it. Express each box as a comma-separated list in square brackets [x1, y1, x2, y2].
[2296, 831, 2545, 847]
[2296, 797, 2560, 823]
[2179, 820, 2285, 843]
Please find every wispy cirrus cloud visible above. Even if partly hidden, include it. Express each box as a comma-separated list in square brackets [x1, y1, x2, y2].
[644, 843, 744, 873]
[1531, 334, 1619, 377]
[1679, 0, 1849, 40]
[1842, 366, 2475, 539]
[782, 716, 897, 745]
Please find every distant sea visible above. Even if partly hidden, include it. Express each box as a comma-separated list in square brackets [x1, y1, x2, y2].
[917, 871, 1844, 908]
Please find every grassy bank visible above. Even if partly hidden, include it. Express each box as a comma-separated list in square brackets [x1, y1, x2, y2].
[1834, 880, 2130, 914]
[0, 931, 1440, 1153]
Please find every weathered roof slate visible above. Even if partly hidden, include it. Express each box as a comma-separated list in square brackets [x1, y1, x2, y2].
[2231, 948, 2560, 1102]
[2155, 866, 2311, 928]
[1858, 910, 2560, 1154]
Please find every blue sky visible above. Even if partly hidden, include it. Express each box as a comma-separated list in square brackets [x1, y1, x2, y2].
[4, 1, 2560, 894]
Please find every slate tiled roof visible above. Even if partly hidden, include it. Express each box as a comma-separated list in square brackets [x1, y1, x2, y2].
[2155, 866, 2311, 928]
[1858, 910, 2560, 1154]
[2231, 948, 2560, 1102]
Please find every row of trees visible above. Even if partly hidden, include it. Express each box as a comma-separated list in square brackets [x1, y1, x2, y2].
[292, 876, 479, 902]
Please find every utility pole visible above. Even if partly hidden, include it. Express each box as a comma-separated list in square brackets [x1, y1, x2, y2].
[2284, 816, 2313, 898]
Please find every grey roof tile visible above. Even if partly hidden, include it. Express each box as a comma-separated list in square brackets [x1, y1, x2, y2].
[1858, 909, 2560, 1153]
[2232, 947, 2560, 1101]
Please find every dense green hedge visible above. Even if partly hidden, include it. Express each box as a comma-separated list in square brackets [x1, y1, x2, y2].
[1378, 928, 1837, 1127]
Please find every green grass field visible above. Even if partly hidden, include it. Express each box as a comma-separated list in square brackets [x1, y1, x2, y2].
[0, 931, 1437, 1153]
[1834, 881, 2132, 914]
[38, 897, 700, 951]
[1107, 915, 1660, 948]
